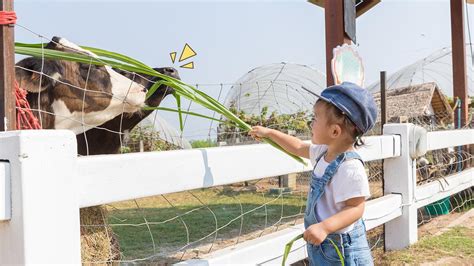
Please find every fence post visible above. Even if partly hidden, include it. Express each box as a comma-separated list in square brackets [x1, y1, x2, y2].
[0, 130, 81, 264]
[383, 123, 418, 250]
[281, 173, 297, 190]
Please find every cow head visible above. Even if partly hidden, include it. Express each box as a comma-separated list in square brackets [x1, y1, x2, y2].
[15, 36, 147, 134]
[113, 66, 179, 107]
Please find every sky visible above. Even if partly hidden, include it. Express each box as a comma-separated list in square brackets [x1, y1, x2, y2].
[13, 0, 473, 140]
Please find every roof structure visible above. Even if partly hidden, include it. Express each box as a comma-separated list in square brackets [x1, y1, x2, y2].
[372, 82, 453, 124]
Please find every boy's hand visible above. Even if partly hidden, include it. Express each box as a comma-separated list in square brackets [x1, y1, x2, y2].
[303, 223, 329, 245]
[248, 126, 271, 141]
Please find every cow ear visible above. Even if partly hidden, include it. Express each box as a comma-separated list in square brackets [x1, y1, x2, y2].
[44, 36, 62, 50]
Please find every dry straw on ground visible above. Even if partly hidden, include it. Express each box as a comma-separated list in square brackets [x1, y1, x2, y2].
[80, 206, 121, 264]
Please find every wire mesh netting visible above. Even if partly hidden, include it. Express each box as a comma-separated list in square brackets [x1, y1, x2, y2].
[83, 175, 309, 263]
[13, 23, 473, 264]
[419, 146, 471, 251]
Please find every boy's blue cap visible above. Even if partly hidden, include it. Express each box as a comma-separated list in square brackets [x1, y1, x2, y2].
[305, 82, 378, 134]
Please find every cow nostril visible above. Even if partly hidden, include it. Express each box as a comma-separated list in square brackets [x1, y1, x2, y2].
[166, 68, 175, 73]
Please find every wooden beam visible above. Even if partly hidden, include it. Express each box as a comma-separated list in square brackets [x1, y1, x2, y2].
[325, 0, 352, 86]
[380, 71, 387, 129]
[0, 0, 16, 131]
[450, 0, 469, 127]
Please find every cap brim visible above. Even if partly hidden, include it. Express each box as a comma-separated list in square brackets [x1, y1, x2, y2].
[300, 86, 331, 102]
[301, 86, 365, 134]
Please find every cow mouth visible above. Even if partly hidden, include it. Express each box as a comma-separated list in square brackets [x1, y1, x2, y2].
[152, 67, 180, 94]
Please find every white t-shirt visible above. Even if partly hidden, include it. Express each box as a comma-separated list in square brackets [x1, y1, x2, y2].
[309, 144, 370, 233]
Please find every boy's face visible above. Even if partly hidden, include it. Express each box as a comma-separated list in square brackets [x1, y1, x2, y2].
[310, 102, 332, 145]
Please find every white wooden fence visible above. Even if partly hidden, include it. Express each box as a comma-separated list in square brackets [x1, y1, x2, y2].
[0, 124, 472, 264]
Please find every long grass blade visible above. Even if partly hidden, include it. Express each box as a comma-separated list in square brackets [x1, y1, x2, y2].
[15, 43, 306, 165]
[281, 234, 344, 266]
[143, 106, 225, 123]
[175, 94, 184, 132]
[282, 233, 303, 266]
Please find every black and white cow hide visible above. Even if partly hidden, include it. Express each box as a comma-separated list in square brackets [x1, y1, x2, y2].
[15, 36, 147, 134]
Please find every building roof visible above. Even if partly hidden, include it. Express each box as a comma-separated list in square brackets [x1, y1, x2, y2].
[372, 82, 454, 123]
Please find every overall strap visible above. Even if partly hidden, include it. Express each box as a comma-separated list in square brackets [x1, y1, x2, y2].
[313, 151, 364, 198]
[313, 150, 327, 171]
[343, 151, 363, 165]
[320, 153, 348, 184]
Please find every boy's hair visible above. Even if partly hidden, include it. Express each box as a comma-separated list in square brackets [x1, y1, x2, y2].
[316, 99, 365, 147]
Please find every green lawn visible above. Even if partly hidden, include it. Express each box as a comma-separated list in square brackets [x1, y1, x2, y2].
[107, 187, 307, 260]
[379, 226, 474, 265]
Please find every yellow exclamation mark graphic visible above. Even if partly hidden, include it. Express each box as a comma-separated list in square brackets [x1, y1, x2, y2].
[180, 62, 194, 69]
[169, 43, 197, 69]
[170, 52, 177, 63]
[179, 44, 197, 62]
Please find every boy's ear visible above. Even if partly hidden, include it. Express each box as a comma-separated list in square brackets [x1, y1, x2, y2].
[331, 124, 342, 138]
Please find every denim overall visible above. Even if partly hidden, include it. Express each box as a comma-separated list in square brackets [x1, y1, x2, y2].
[304, 151, 374, 266]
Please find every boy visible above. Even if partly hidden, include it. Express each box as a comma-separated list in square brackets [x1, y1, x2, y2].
[249, 82, 377, 265]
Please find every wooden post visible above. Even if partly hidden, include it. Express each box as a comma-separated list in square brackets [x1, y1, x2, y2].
[380, 71, 387, 251]
[0, 0, 16, 131]
[281, 173, 297, 190]
[380, 71, 387, 130]
[325, 0, 352, 87]
[450, 0, 469, 128]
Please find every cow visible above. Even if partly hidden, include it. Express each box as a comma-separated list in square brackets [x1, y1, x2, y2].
[15, 36, 147, 134]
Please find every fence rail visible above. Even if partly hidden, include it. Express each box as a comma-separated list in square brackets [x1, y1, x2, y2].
[426, 129, 474, 150]
[77, 135, 400, 208]
[415, 168, 474, 208]
[0, 124, 472, 265]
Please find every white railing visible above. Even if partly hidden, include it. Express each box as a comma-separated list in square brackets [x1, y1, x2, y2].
[77, 134, 399, 208]
[0, 124, 472, 265]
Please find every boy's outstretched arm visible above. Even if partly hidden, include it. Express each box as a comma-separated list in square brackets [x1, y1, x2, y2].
[249, 126, 310, 159]
[303, 197, 365, 245]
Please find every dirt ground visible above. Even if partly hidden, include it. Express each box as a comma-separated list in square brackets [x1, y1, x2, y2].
[377, 209, 474, 265]
[419, 211, 473, 236]
[418, 211, 474, 266]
